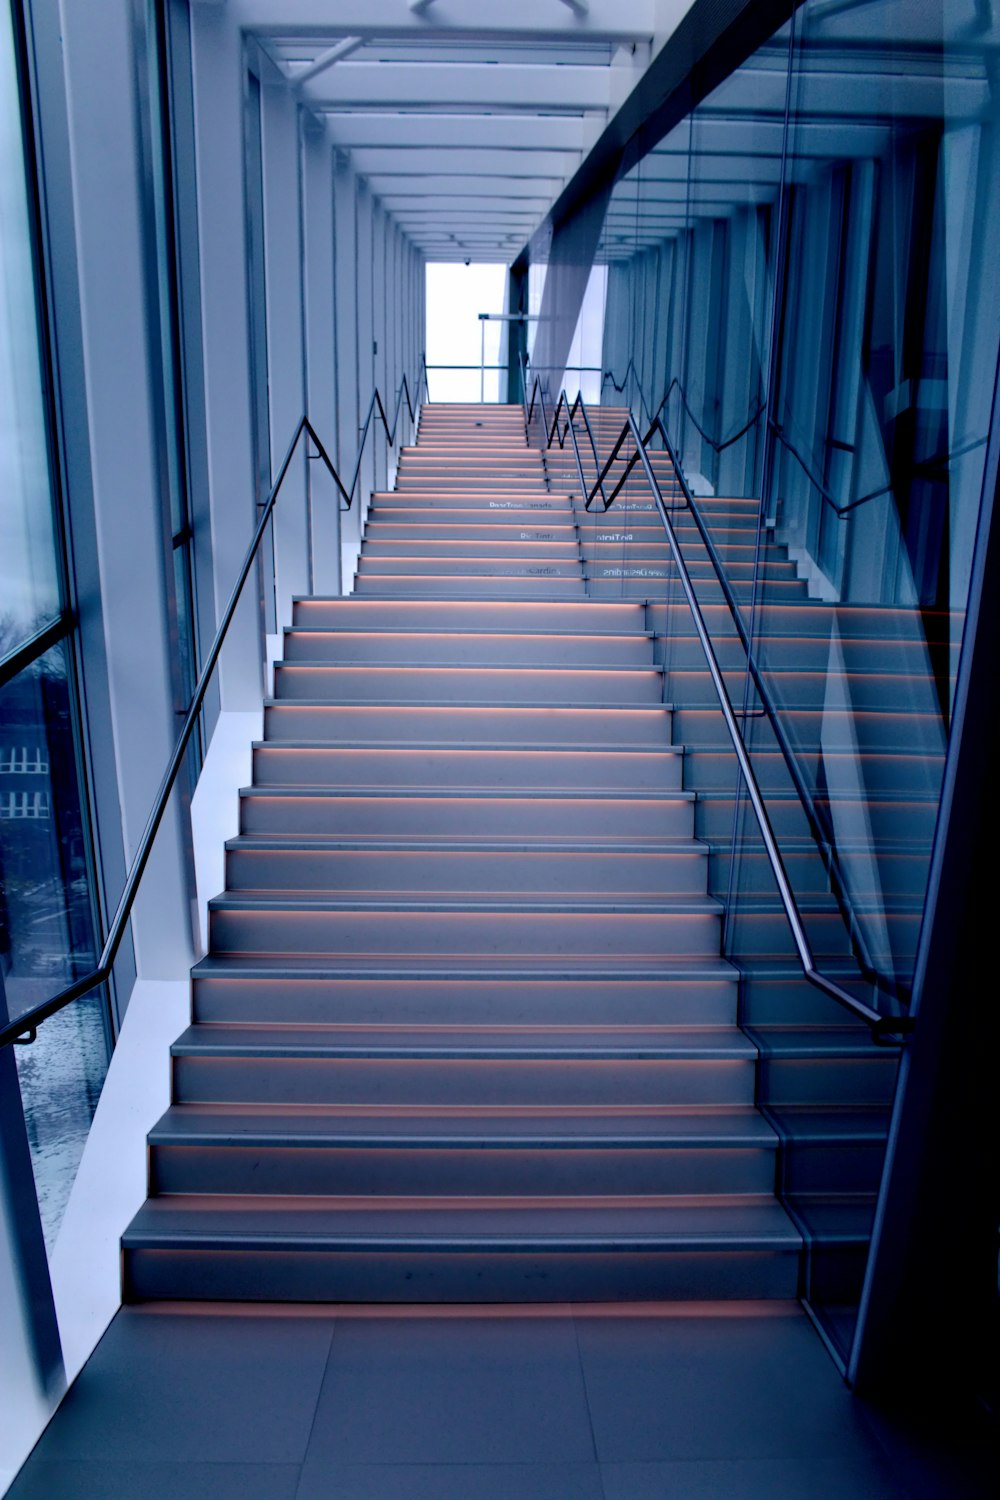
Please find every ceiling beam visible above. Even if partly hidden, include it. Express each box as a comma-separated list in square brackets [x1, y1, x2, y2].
[325, 114, 592, 150]
[369, 174, 562, 197]
[380, 194, 552, 214]
[230, 0, 654, 42]
[300, 62, 612, 110]
[350, 148, 578, 178]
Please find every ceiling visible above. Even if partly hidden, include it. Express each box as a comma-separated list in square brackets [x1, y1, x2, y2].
[598, 5, 999, 256]
[233, 0, 665, 261]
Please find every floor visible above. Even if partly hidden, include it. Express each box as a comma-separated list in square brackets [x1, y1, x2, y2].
[9, 1301, 996, 1499]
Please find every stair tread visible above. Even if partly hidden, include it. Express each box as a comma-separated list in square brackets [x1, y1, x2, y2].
[251, 741, 679, 756]
[124, 1197, 802, 1249]
[226, 836, 706, 853]
[150, 1104, 778, 1147]
[264, 698, 674, 712]
[208, 894, 722, 915]
[190, 955, 739, 980]
[170, 1023, 753, 1060]
[239, 785, 696, 802]
[283, 626, 656, 640]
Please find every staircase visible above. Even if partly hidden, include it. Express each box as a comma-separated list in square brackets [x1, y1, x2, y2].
[122, 402, 805, 1303]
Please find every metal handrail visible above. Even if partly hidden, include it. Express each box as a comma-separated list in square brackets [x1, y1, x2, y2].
[604, 360, 764, 456]
[541, 387, 594, 516]
[557, 390, 910, 1004]
[0, 356, 427, 1053]
[604, 360, 986, 519]
[342, 367, 423, 510]
[620, 410, 913, 1045]
[545, 389, 609, 511]
[550, 386, 912, 1039]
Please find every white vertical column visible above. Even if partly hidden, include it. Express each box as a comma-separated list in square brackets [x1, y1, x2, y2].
[334, 157, 361, 585]
[189, 3, 262, 711]
[302, 119, 341, 595]
[260, 76, 308, 622]
[355, 182, 375, 529]
[371, 201, 387, 494]
[59, 0, 195, 977]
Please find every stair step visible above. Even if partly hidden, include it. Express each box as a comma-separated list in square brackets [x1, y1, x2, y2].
[292, 598, 646, 631]
[190, 960, 740, 1027]
[171, 1022, 752, 1061]
[224, 838, 710, 896]
[249, 744, 683, 791]
[281, 627, 654, 667]
[148, 1105, 778, 1196]
[352, 577, 590, 598]
[262, 702, 674, 747]
[239, 785, 697, 838]
[122, 1197, 802, 1301]
[273, 662, 664, 703]
[206, 895, 724, 959]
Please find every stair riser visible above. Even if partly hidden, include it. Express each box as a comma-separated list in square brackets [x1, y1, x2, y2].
[672, 707, 946, 754]
[282, 635, 654, 668]
[759, 1057, 899, 1108]
[207, 908, 723, 959]
[710, 846, 932, 905]
[585, 577, 810, 602]
[694, 796, 937, 846]
[660, 635, 950, 677]
[292, 600, 645, 632]
[581, 553, 800, 580]
[708, 847, 831, 896]
[361, 542, 584, 560]
[724, 911, 854, 959]
[239, 794, 695, 839]
[369, 495, 572, 510]
[684, 748, 942, 797]
[366, 521, 582, 538]
[667, 670, 945, 713]
[273, 665, 662, 704]
[225, 846, 709, 896]
[192, 974, 741, 1028]
[173, 1056, 755, 1107]
[739, 974, 870, 1027]
[249, 747, 682, 792]
[352, 577, 589, 599]
[779, 1141, 887, 1196]
[695, 799, 812, 840]
[357, 560, 584, 579]
[263, 704, 674, 748]
[123, 1245, 801, 1303]
[149, 1143, 778, 1198]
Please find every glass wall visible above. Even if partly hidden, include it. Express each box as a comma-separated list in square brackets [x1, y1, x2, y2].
[549, 0, 999, 1362]
[0, 0, 108, 1250]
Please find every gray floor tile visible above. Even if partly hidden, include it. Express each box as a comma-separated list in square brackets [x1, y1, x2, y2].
[6, 1460, 301, 1500]
[576, 1310, 887, 1463]
[600, 1456, 910, 1499]
[35, 1309, 334, 1464]
[304, 1316, 596, 1464]
[296, 1460, 606, 1499]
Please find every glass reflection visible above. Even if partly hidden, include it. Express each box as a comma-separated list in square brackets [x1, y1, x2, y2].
[0, 643, 98, 1025]
[0, 0, 61, 649]
[0, 644, 108, 1251]
[566, 0, 1000, 1359]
